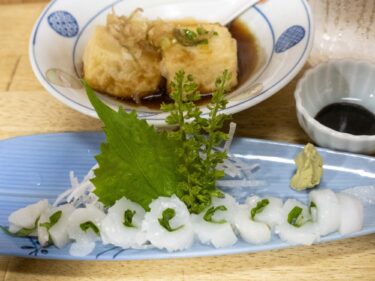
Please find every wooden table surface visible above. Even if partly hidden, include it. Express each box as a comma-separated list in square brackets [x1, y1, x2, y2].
[0, 2, 374, 281]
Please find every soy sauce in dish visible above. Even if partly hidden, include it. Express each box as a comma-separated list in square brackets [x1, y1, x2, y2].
[315, 102, 375, 136]
[120, 19, 258, 110]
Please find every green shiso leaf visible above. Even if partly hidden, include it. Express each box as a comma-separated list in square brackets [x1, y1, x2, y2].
[158, 208, 184, 232]
[203, 205, 227, 224]
[85, 82, 183, 211]
[80, 221, 100, 235]
[250, 199, 269, 220]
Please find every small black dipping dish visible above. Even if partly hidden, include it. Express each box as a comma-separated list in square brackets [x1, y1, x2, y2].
[315, 102, 375, 136]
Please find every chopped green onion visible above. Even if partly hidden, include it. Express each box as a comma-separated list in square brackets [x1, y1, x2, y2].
[123, 209, 136, 228]
[250, 199, 269, 220]
[287, 206, 304, 227]
[203, 205, 227, 224]
[39, 210, 62, 230]
[309, 202, 317, 213]
[80, 221, 100, 235]
[158, 208, 184, 232]
[173, 27, 217, 46]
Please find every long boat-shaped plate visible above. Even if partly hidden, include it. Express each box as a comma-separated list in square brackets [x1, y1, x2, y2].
[0, 132, 374, 260]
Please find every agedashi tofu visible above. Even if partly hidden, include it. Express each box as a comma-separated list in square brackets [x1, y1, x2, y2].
[83, 25, 162, 101]
[160, 24, 238, 94]
[83, 11, 239, 101]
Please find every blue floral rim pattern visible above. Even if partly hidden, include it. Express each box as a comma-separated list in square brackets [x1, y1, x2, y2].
[47, 11, 79, 38]
[275, 25, 306, 53]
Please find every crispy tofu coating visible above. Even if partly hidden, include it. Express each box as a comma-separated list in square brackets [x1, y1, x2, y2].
[83, 12, 162, 101]
[156, 23, 238, 94]
[83, 11, 238, 100]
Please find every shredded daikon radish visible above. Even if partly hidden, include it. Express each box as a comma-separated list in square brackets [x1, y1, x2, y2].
[53, 165, 98, 207]
[220, 158, 260, 179]
[223, 122, 236, 152]
[217, 180, 266, 188]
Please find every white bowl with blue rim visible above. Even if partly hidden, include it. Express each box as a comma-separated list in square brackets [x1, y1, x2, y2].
[30, 0, 314, 126]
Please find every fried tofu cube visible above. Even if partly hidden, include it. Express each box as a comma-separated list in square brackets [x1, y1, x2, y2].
[160, 23, 238, 94]
[83, 26, 162, 100]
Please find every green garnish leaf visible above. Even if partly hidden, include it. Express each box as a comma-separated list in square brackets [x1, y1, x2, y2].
[39, 210, 62, 230]
[250, 199, 269, 220]
[0, 225, 35, 237]
[161, 70, 232, 214]
[80, 221, 100, 235]
[85, 82, 183, 211]
[0, 217, 40, 237]
[173, 27, 217, 46]
[287, 206, 304, 227]
[203, 205, 227, 224]
[85, 69, 231, 214]
[158, 208, 184, 232]
[123, 209, 136, 228]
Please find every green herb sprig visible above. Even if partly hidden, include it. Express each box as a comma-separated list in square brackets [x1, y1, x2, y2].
[161, 70, 232, 214]
[85, 70, 231, 214]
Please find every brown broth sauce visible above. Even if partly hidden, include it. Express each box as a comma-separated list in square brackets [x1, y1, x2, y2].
[120, 19, 258, 110]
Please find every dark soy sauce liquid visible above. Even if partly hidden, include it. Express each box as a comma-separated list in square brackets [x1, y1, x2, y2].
[121, 19, 259, 110]
[315, 102, 375, 136]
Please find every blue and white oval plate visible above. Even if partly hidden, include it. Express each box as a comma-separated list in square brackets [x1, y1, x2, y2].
[29, 0, 314, 126]
[0, 132, 374, 260]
